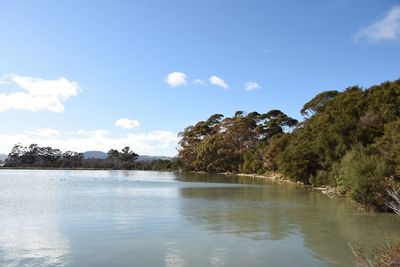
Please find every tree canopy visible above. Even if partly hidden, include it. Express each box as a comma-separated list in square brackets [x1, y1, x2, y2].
[178, 79, 400, 211]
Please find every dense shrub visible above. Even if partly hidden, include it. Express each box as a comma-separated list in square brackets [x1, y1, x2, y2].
[375, 119, 400, 177]
[339, 145, 393, 210]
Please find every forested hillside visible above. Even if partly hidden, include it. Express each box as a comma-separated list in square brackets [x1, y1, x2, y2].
[178, 79, 400, 210]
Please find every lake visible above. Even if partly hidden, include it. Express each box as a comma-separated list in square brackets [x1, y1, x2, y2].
[0, 170, 399, 266]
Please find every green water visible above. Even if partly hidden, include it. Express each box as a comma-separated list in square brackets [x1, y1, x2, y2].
[0, 170, 398, 266]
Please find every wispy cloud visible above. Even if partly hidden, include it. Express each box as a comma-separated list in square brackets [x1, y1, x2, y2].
[354, 5, 400, 43]
[208, 76, 229, 89]
[0, 75, 80, 112]
[244, 82, 261, 91]
[25, 128, 61, 138]
[165, 72, 188, 87]
[192, 79, 207, 86]
[71, 130, 109, 137]
[115, 118, 140, 129]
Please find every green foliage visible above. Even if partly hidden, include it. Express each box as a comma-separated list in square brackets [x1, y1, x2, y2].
[339, 145, 393, 210]
[263, 134, 289, 171]
[178, 110, 297, 173]
[300, 90, 338, 118]
[310, 170, 330, 187]
[241, 144, 266, 174]
[131, 159, 180, 171]
[6, 144, 83, 167]
[276, 134, 320, 183]
[5, 144, 143, 170]
[177, 79, 400, 209]
[327, 162, 343, 187]
[107, 147, 139, 168]
[375, 119, 400, 176]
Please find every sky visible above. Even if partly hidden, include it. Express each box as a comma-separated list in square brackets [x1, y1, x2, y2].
[0, 0, 399, 156]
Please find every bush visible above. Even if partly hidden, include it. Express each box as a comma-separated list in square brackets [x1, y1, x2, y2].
[277, 143, 320, 184]
[310, 170, 330, 187]
[375, 119, 400, 177]
[241, 146, 265, 174]
[339, 145, 393, 210]
[327, 162, 343, 187]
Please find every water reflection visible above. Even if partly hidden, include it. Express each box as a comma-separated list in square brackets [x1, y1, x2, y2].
[0, 173, 70, 266]
[0, 170, 399, 267]
[178, 175, 400, 266]
[164, 242, 184, 267]
[179, 185, 294, 240]
[0, 218, 70, 266]
[210, 247, 228, 267]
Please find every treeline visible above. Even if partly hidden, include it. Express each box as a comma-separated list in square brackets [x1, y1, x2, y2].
[3, 143, 179, 171]
[178, 79, 400, 210]
[3, 144, 115, 168]
[131, 159, 180, 171]
[5, 144, 85, 168]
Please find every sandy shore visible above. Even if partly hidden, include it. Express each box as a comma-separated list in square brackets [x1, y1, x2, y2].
[219, 172, 302, 185]
[220, 172, 342, 198]
[236, 173, 298, 183]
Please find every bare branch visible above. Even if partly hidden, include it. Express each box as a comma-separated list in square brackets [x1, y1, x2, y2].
[387, 188, 400, 215]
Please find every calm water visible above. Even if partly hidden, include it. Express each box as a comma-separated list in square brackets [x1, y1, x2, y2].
[0, 170, 399, 267]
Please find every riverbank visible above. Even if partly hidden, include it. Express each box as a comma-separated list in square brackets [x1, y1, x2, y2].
[223, 172, 299, 184]
[220, 172, 344, 199]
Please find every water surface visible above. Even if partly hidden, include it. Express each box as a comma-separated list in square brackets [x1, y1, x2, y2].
[0, 170, 399, 266]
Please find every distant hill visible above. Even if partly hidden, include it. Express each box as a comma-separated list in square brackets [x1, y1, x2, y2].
[83, 151, 172, 162]
[83, 151, 108, 159]
[0, 154, 7, 162]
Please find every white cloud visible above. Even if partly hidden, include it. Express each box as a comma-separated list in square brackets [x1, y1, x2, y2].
[0, 75, 80, 112]
[244, 82, 261, 91]
[208, 76, 229, 89]
[25, 128, 61, 138]
[355, 5, 400, 42]
[165, 72, 187, 87]
[71, 130, 109, 137]
[10, 75, 78, 99]
[115, 118, 140, 129]
[0, 130, 179, 157]
[192, 79, 207, 86]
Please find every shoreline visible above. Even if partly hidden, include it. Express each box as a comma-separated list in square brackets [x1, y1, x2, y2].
[220, 172, 300, 184]
[219, 172, 341, 198]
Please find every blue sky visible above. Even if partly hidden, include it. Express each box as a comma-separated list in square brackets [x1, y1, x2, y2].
[0, 0, 399, 156]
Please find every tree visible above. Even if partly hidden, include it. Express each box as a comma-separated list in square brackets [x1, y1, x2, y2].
[375, 119, 400, 176]
[300, 90, 339, 118]
[177, 78, 400, 209]
[120, 146, 139, 162]
[107, 147, 139, 168]
[5, 144, 82, 168]
[178, 110, 298, 173]
[107, 149, 120, 160]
